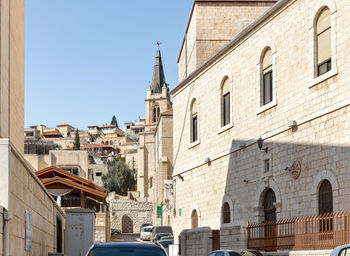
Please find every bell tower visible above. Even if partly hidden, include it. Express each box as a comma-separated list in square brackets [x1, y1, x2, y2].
[144, 48, 172, 131]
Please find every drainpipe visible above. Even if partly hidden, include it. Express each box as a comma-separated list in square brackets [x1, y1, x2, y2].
[3, 209, 11, 256]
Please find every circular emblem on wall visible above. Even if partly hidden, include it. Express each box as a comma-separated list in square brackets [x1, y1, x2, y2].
[290, 161, 301, 179]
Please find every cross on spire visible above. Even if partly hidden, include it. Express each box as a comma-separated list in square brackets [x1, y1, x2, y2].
[155, 41, 161, 50]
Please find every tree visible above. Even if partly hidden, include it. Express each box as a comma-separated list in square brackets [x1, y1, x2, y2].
[110, 115, 118, 127]
[73, 129, 80, 150]
[102, 156, 135, 195]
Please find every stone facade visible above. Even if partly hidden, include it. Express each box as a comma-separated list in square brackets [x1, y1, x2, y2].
[137, 49, 172, 202]
[152, 113, 173, 226]
[177, 0, 277, 81]
[171, 0, 350, 251]
[0, 140, 65, 255]
[109, 199, 153, 234]
[95, 211, 111, 243]
[0, 0, 25, 154]
[49, 150, 89, 179]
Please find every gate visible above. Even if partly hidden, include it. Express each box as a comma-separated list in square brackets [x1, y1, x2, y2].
[122, 215, 133, 233]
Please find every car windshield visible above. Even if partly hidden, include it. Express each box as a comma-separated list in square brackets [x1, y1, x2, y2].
[144, 228, 152, 232]
[89, 247, 166, 256]
[155, 227, 172, 233]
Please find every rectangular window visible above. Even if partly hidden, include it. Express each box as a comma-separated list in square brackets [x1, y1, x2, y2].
[318, 58, 332, 76]
[192, 115, 198, 142]
[263, 71, 273, 105]
[223, 92, 230, 126]
[96, 172, 102, 177]
[264, 159, 270, 173]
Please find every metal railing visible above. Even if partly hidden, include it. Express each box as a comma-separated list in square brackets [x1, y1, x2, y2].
[247, 211, 350, 251]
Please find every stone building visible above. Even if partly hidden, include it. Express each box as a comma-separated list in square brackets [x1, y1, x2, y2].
[108, 193, 153, 234]
[137, 49, 172, 200]
[0, 1, 66, 255]
[171, 0, 350, 254]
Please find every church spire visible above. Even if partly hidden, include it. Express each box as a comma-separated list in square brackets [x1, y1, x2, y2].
[149, 46, 167, 94]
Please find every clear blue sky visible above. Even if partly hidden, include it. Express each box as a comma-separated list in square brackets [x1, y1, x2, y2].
[25, 0, 193, 130]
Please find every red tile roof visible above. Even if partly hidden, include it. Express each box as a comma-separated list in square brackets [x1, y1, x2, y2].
[57, 123, 73, 127]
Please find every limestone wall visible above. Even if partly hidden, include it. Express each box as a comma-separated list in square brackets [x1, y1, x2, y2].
[24, 154, 50, 171]
[180, 227, 216, 256]
[0, 0, 25, 154]
[172, 0, 350, 246]
[95, 211, 111, 243]
[220, 222, 248, 250]
[178, 1, 276, 81]
[109, 199, 153, 234]
[50, 150, 89, 179]
[0, 139, 65, 256]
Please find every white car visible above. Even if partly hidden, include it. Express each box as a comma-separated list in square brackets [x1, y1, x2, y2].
[140, 225, 153, 241]
[330, 244, 350, 256]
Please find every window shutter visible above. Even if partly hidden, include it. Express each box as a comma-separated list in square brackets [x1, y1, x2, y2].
[223, 93, 230, 126]
[317, 29, 331, 64]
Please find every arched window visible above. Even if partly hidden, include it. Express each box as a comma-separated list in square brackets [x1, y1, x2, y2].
[222, 202, 231, 224]
[316, 8, 331, 76]
[261, 48, 273, 106]
[153, 105, 160, 123]
[105, 141, 108, 145]
[110, 140, 113, 145]
[263, 188, 276, 222]
[101, 141, 104, 145]
[319, 180, 333, 215]
[221, 78, 230, 127]
[190, 100, 198, 143]
[191, 210, 198, 229]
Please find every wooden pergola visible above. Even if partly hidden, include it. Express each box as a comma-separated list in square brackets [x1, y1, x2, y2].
[36, 166, 107, 210]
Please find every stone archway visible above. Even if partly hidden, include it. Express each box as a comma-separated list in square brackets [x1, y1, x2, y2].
[121, 215, 133, 233]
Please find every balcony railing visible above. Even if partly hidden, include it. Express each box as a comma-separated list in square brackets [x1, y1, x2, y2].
[247, 211, 350, 251]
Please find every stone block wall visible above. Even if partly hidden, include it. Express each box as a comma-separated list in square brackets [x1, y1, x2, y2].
[172, 0, 350, 244]
[109, 199, 153, 234]
[180, 227, 215, 256]
[0, 140, 65, 256]
[178, 1, 276, 80]
[95, 211, 111, 243]
[220, 222, 248, 250]
[0, 0, 25, 154]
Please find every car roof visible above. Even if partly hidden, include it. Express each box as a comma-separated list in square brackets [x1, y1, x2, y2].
[330, 244, 350, 256]
[93, 243, 161, 249]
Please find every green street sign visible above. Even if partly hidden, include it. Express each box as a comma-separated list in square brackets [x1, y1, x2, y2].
[157, 206, 162, 216]
[179, 208, 182, 216]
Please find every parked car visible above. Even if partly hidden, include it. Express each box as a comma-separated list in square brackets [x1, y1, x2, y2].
[86, 242, 167, 256]
[150, 226, 173, 242]
[140, 225, 153, 241]
[111, 228, 121, 235]
[156, 239, 173, 255]
[208, 249, 263, 256]
[330, 244, 350, 256]
[139, 223, 152, 233]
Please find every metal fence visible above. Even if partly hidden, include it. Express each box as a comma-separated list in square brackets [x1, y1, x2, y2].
[247, 211, 350, 251]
